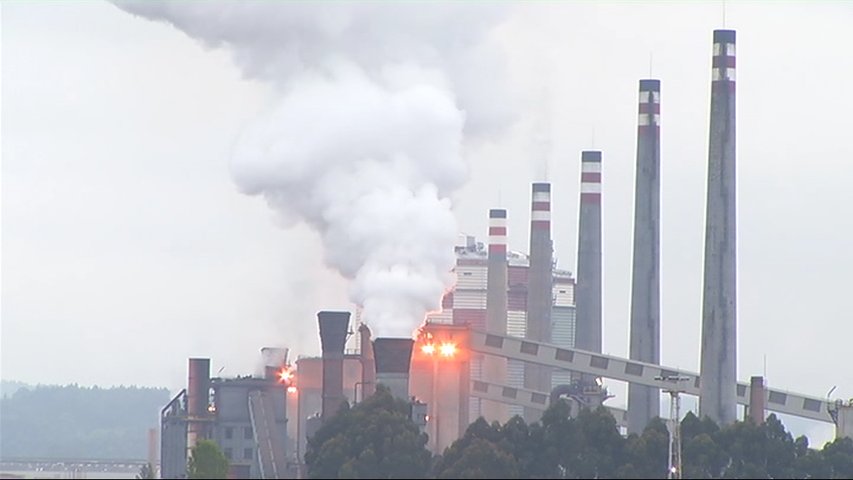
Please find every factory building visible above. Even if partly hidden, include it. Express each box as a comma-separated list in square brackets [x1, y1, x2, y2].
[160, 358, 292, 479]
[426, 235, 576, 423]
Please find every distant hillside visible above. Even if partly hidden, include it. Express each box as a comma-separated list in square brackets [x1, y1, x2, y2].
[0, 382, 169, 460]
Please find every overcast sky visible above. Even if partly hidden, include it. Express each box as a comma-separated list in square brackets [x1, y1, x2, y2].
[2, 1, 851, 444]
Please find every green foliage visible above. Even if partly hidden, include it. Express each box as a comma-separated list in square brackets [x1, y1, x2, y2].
[0, 383, 170, 459]
[187, 439, 229, 479]
[432, 403, 853, 479]
[305, 384, 431, 479]
[822, 437, 853, 479]
[136, 462, 155, 479]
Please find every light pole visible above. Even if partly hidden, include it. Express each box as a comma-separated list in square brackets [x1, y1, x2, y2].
[654, 375, 690, 479]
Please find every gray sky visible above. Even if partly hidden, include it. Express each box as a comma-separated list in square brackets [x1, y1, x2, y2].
[3, 1, 852, 444]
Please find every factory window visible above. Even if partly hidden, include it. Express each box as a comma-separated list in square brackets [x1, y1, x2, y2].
[224, 448, 232, 460]
[243, 448, 253, 460]
[225, 427, 233, 440]
[244, 426, 253, 440]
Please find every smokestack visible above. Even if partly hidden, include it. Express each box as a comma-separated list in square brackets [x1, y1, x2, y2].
[358, 323, 377, 400]
[187, 358, 210, 449]
[748, 376, 766, 424]
[699, 29, 737, 427]
[483, 208, 508, 422]
[575, 151, 602, 356]
[373, 338, 414, 401]
[524, 183, 553, 422]
[318, 311, 350, 420]
[627, 80, 662, 434]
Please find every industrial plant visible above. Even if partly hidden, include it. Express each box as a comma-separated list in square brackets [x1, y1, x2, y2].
[157, 29, 853, 479]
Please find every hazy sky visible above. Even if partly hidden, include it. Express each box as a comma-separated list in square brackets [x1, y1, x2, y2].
[3, 1, 852, 443]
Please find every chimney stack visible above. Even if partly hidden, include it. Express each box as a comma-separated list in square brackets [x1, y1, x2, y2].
[699, 29, 738, 427]
[358, 323, 377, 400]
[524, 183, 553, 422]
[627, 79, 662, 434]
[483, 208, 509, 423]
[373, 338, 414, 401]
[318, 311, 350, 420]
[187, 358, 210, 449]
[748, 376, 766, 424]
[575, 151, 603, 357]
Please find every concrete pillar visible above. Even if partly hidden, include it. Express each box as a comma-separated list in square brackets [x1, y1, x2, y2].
[318, 311, 350, 420]
[358, 324, 377, 400]
[373, 338, 414, 401]
[524, 183, 553, 422]
[627, 80, 662, 434]
[699, 29, 738, 427]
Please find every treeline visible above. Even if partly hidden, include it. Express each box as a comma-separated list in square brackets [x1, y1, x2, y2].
[0, 382, 169, 459]
[306, 386, 853, 479]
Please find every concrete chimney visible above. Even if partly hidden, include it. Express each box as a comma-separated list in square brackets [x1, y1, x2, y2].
[373, 338, 414, 401]
[627, 79, 662, 435]
[524, 183, 553, 422]
[358, 323, 377, 400]
[318, 311, 350, 420]
[575, 151, 602, 358]
[699, 29, 738, 427]
[483, 208, 508, 423]
[748, 376, 766, 424]
[187, 358, 210, 449]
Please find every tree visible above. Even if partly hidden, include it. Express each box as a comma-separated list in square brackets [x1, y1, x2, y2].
[822, 437, 853, 479]
[136, 462, 155, 479]
[618, 418, 669, 479]
[187, 439, 229, 479]
[434, 437, 519, 479]
[561, 406, 625, 479]
[305, 385, 431, 479]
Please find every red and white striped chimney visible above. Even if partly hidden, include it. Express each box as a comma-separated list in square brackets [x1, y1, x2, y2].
[575, 151, 602, 358]
[524, 183, 553, 423]
[483, 208, 508, 423]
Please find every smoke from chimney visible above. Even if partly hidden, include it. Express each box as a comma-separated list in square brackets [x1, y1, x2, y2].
[115, 3, 513, 338]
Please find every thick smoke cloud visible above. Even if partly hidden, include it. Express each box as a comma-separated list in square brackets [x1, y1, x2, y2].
[116, 2, 511, 337]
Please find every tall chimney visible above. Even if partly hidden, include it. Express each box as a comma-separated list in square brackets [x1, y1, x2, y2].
[358, 323, 376, 400]
[524, 183, 553, 422]
[373, 338, 414, 401]
[748, 376, 766, 424]
[187, 358, 210, 449]
[483, 208, 509, 423]
[318, 311, 350, 420]
[627, 79, 662, 434]
[699, 29, 737, 427]
[575, 151, 603, 357]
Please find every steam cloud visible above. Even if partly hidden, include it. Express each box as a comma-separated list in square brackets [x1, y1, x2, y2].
[116, 2, 511, 337]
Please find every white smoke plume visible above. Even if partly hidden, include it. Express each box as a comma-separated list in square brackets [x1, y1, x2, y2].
[116, 2, 512, 337]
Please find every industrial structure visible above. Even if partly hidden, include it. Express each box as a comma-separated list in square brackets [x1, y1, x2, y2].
[157, 28, 853, 479]
[700, 29, 739, 427]
[160, 357, 290, 479]
[627, 79, 662, 434]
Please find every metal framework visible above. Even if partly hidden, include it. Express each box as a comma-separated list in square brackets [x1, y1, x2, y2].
[468, 378, 629, 429]
[468, 328, 834, 424]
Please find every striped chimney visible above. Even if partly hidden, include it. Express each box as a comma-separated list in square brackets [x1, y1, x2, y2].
[575, 151, 602, 359]
[627, 79, 662, 434]
[483, 208, 508, 423]
[700, 29, 737, 427]
[524, 183, 553, 422]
